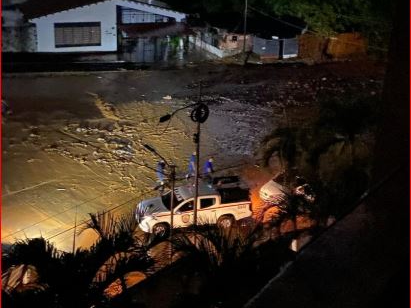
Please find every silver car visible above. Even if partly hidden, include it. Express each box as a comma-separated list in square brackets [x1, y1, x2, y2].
[259, 178, 290, 205]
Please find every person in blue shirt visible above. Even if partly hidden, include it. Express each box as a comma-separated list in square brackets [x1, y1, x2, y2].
[186, 151, 197, 180]
[203, 157, 214, 184]
[156, 160, 166, 185]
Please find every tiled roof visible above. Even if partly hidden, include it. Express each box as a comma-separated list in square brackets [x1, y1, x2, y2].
[19, 0, 171, 20]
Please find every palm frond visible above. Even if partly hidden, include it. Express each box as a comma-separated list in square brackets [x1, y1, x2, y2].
[80, 211, 116, 241]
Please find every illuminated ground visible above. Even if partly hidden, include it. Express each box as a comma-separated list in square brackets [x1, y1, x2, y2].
[2, 60, 384, 251]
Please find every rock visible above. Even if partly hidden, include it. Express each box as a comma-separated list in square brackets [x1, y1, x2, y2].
[162, 95, 172, 100]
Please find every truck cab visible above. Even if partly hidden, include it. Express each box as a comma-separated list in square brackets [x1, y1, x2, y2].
[136, 179, 252, 237]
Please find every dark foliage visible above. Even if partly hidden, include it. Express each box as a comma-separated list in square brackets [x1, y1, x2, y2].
[2, 211, 153, 308]
[170, 224, 295, 307]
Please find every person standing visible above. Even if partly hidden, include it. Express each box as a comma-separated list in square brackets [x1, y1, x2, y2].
[203, 157, 214, 184]
[186, 151, 197, 180]
[156, 160, 166, 185]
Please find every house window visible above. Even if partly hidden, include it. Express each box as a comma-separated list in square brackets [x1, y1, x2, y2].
[231, 35, 238, 42]
[54, 22, 101, 48]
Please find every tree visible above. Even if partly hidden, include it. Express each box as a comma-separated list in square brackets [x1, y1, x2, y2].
[259, 92, 379, 223]
[264, 0, 393, 36]
[2, 211, 154, 308]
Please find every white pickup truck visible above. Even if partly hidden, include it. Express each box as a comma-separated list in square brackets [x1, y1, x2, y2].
[136, 178, 252, 237]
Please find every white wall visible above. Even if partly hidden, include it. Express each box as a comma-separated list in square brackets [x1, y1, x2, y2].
[189, 36, 240, 58]
[32, 1, 117, 52]
[30, 0, 186, 52]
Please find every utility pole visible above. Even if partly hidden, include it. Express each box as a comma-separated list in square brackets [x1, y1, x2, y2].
[169, 164, 176, 238]
[72, 203, 78, 254]
[193, 83, 202, 227]
[158, 84, 209, 229]
[242, 0, 248, 55]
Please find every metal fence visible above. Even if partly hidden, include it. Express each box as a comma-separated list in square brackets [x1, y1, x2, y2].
[253, 36, 298, 59]
[283, 38, 298, 58]
[253, 36, 280, 58]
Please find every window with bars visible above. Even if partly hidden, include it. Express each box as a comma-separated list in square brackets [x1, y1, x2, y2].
[121, 8, 169, 24]
[54, 22, 101, 48]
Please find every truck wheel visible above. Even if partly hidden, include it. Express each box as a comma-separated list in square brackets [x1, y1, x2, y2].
[152, 223, 170, 239]
[217, 215, 235, 229]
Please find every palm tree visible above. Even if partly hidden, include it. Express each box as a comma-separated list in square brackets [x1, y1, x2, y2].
[2, 210, 154, 308]
[259, 94, 378, 224]
[309, 94, 378, 167]
[79, 210, 154, 303]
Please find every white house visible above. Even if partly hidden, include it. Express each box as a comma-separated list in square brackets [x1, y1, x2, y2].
[19, 0, 186, 52]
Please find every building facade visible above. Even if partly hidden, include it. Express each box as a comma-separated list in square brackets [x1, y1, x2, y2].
[19, 0, 186, 52]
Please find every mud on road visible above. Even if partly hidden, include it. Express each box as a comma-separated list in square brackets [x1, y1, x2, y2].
[2, 60, 384, 251]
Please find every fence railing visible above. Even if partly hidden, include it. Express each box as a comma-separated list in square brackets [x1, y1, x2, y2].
[253, 36, 298, 59]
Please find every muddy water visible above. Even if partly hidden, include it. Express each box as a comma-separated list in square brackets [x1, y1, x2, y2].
[2, 66, 274, 251]
[2, 61, 384, 251]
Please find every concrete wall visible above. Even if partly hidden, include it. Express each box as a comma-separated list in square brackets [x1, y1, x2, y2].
[326, 33, 367, 59]
[30, 0, 186, 52]
[189, 34, 249, 58]
[219, 33, 252, 51]
[297, 33, 329, 63]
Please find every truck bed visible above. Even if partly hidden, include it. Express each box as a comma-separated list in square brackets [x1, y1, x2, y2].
[218, 187, 250, 204]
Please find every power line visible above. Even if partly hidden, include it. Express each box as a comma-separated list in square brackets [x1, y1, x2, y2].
[2, 194, 104, 240]
[46, 188, 153, 241]
[336, 13, 391, 26]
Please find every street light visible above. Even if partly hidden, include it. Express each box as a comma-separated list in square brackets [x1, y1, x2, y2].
[143, 144, 176, 239]
[158, 102, 200, 124]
